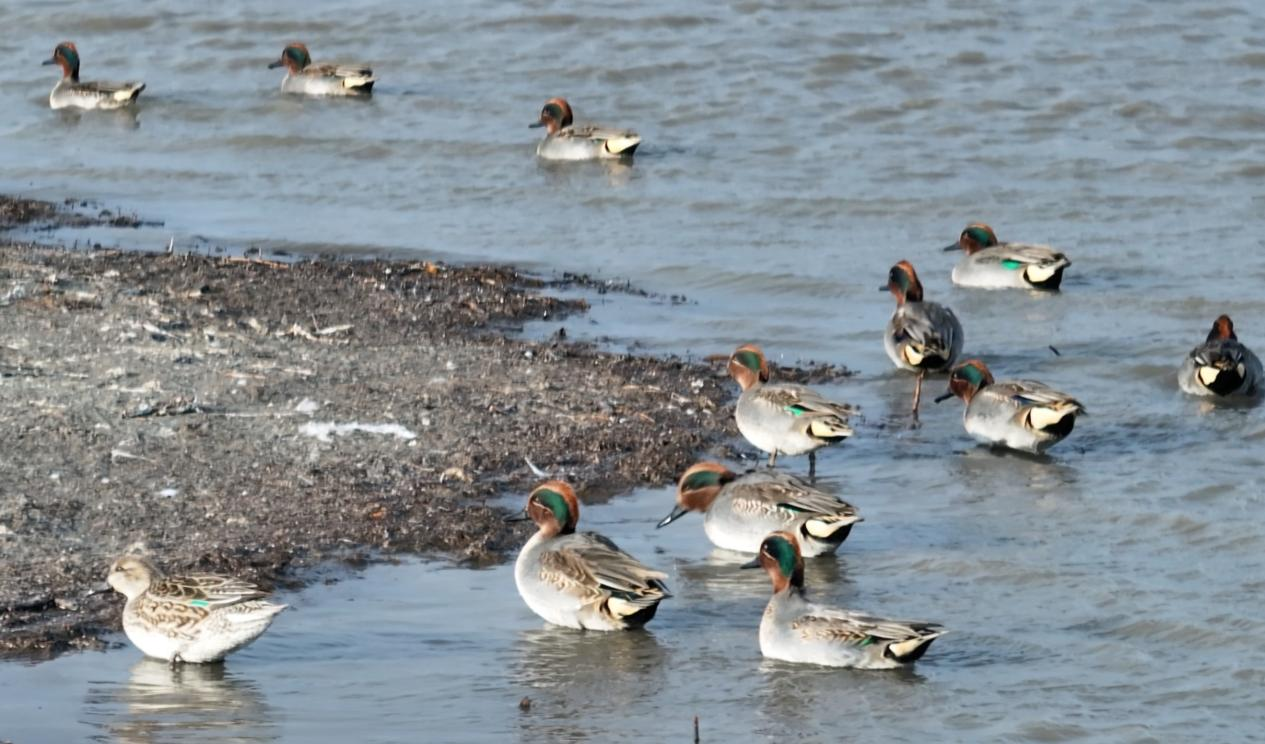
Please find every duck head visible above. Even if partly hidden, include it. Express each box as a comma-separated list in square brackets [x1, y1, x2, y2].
[269, 43, 312, 72]
[936, 359, 994, 404]
[741, 531, 804, 593]
[944, 223, 998, 255]
[505, 480, 580, 537]
[657, 462, 737, 528]
[1207, 314, 1237, 343]
[881, 260, 924, 304]
[106, 555, 158, 600]
[529, 98, 574, 134]
[727, 343, 771, 391]
[43, 41, 80, 81]
[1197, 315, 1248, 395]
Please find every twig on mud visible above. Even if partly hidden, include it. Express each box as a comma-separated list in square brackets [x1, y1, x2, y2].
[110, 449, 154, 463]
[224, 256, 290, 270]
[123, 398, 215, 419]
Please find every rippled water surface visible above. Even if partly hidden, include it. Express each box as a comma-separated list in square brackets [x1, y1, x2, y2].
[3, 0, 1265, 741]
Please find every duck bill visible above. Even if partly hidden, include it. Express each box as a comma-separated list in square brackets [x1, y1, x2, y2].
[84, 582, 111, 597]
[739, 557, 761, 569]
[503, 508, 531, 523]
[267, 60, 285, 69]
[656, 505, 689, 529]
[42, 58, 57, 66]
[942, 243, 962, 252]
[877, 284, 890, 292]
[527, 121, 545, 129]
[933, 391, 955, 404]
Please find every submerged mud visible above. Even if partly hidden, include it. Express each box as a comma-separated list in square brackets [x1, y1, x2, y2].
[0, 205, 770, 658]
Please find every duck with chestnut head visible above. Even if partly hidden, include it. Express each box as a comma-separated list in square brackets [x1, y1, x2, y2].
[1179, 314, 1262, 399]
[106, 555, 286, 664]
[507, 481, 669, 630]
[657, 462, 861, 557]
[935, 359, 1085, 454]
[943, 222, 1071, 290]
[43, 42, 145, 110]
[882, 260, 964, 414]
[530, 97, 640, 160]
[742, 532, 944, 669]
[268, 42, 374, 96]
[727, 344, 856, 480]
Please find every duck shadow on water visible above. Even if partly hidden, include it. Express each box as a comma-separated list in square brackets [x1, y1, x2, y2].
[84, 658, 275, 743]
[950, 446, 1081, 499]
[52, 105, 141, 130]
[534, 157, 635, 187]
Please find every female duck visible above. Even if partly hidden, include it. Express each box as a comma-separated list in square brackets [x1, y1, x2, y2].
[943, 223, 1071, 290]
[43, 42, 145, 110]
[657, 462, 861, 556]
[729, 344, 856, 479]
[1179, 314, 1262, 398]
[268, 43, 374, 96]
[743, 532, 944, 669]
[530, 98, 640, 160]
[882, 260, 964, 413]
[507, 481, 669, 630]
[106, 555, 286, 663]
[936, 359, 1085, 453]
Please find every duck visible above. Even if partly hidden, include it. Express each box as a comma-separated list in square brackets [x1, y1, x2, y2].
[935, 359, 1085, 453]
[943, 223, 1071, 290]
[1179, 314, 1262, 398]
[530, 98, 640, 160]
[507, 480, 669, 630]
[882, 260, 964, 413]
[742, 532, 944, 669]
[728, 344, 856, 479]
[656, 462, 861, 556]
[43, 42, 144, 111]
[106, 555, 286, 664]
[268, 43, 374, 96]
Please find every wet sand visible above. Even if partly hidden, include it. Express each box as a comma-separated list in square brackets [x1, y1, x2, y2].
[0, 197, 761, 658]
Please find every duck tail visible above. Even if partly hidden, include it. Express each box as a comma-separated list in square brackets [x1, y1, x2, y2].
[115, 83, 145, 102]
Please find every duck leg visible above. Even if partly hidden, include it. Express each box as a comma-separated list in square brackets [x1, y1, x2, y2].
[911, 370, 925, 417]
[767, 451, 778, 468]
[808, 451, 817, 482]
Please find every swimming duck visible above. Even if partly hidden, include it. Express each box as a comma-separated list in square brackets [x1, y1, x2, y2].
[530, 98, 640, 160]
[657, 462, 861, 556]
[106, 555, 286, 664]
[943, 223, 1071, 290]
[882, 260, 964, 413]
[935, 359, 1085, 453]
[43, 42, 145, 111]
[507, 481, 669, 630]
[742, 532, 944, 669]
[729, 344, 856, 479]
[268, 43, 374, 96]
[1179, 314, 1262, 398]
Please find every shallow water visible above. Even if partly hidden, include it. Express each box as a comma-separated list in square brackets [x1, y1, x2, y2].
[4, 0, 1265, 740]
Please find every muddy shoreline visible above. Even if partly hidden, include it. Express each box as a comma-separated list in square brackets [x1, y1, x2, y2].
[0, 196, 853, 659]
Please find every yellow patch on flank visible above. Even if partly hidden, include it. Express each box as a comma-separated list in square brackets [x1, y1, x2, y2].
[1024, 264, 1056, 283]
[1197, 366, 1221, 387]
[1026, 406, 1068, 430]
[808, 420, 852, 439]
[804, 518, 843, 538]
[606, 596, 641, 618]
[901, 345, 925, 366]
[888, 637, 928, 659]
[342, 75, 373, 88]
[604, 135, 640, 155]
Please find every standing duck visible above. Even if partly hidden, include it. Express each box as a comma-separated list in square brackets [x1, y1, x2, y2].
[507, 481, 669, 630]
[882, 260, 964, 414]
[728, 344, 856, 479]
[106, 555, 286, 664]
[943, 223, 1071, 290]
[1179, 314, 1262, 399]
[742, 532, 944, 669]
[530, 98, 640, 160]
[936, 359, 1085, 454]
[43, 42, 145, 110]
[657, 462, 861, 556]
[268, 43, 374, 96]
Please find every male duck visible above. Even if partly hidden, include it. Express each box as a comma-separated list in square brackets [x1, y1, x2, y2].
[106, 555, 286, 664]
[43, 42, 144, 110]
[1179, 314, 1262, 399]
[743, 532, 944, 669]
[943, 223, 1071, 290]
[269, 43, 374, 96]
[657, 462, 861, 557]
[882, 260, 964, 413]
[936, 359, 1085, 454]
[729, 344, 856, 479]
[530, 98, 641, 160]
[507, 481, 669, 630]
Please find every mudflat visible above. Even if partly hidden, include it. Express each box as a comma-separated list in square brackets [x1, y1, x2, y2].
[0, 200, 744, 657]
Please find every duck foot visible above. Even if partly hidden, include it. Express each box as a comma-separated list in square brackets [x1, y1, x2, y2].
[808, 451, 816, 482]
